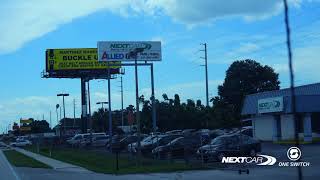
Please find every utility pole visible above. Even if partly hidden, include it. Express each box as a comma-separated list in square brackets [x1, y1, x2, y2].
[200, 43, 209, 107]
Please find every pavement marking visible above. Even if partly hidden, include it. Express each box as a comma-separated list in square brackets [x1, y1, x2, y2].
[0, 150, 21, 180]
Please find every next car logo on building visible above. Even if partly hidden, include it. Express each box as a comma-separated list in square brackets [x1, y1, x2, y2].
[221, 154, 277, 166]
[258, 96, 283, 113]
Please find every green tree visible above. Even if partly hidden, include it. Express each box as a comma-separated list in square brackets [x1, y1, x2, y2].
[214, 59, 280, 126]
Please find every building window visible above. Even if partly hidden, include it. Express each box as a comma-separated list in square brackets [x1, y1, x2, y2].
[311, 113, 320, 133]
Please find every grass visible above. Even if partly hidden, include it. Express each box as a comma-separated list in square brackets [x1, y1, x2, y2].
[274, 137, 320, 144]
[3, 150, 51, 169]
[25, 145, 213, 174]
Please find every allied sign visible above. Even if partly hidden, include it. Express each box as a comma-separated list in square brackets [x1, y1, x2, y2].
[258, 97, 283, 114]
[97, 41, 161, 62]
[46, 48, 121, 72]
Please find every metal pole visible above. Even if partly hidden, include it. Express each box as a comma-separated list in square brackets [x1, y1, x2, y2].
[151, 63, 156, 132]
[62, 96, 66, 132]
[59, 106, 62, 124]
[283, 1, 302, 180]
[73, 99, 76, 128]
[121, 76, 124, 126]
[204, 43, 209, 107]
[107, 62, 113, 145]
[88, 81, 93, 142]
[56, 108, 58, 126]
[81, 78, 88, 133]
[50, 111, 52, 129]
[135, 57, 142, 159]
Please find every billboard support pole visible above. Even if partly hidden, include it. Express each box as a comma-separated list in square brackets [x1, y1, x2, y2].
[81, 78, 88, 133]
[107, 62, 113, 151]
[135, 57, 142, 163]
[151, 63, 156, 132]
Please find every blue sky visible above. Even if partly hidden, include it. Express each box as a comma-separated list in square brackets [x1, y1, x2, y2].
[0, 0, 319, 133]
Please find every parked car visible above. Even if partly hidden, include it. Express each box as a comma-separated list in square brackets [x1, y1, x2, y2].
[165, 130, 182, 135]
[128, 135, 158, 153]
[68, 133, 107, 146]
[196, 133, 261, 162]
[152, 135, 204, 159]
[115, 134, 148, 151]
[141, 134, 182, 155]
[10, 139, 32, 147]
[91, 135, 110, 147]
[209, 129, 225, 139]
[240, 126, 253, 137]
[181, 129, 197, 135]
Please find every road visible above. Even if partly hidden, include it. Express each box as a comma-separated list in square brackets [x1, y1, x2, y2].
[0, 142, 20, 180]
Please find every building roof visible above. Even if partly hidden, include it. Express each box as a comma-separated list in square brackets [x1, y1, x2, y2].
[241, 83, 320, 115]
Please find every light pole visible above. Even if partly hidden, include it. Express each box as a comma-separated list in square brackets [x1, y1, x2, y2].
[57, 93, 69, 134]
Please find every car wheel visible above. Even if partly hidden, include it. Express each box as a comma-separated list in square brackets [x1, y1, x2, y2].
[249, 149, 256, 157]
[217, 152, 225, 161]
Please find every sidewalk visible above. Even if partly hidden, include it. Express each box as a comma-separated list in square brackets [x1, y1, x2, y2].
[13, 147, 92, 173]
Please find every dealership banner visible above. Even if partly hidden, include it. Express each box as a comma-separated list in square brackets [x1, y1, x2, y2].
[46, 48, 121, 72]
[97, 41, 162, 62]
[258, 96, 283, 114]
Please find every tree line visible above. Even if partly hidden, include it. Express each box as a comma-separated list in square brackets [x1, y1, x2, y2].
[90, 59, 280, 133]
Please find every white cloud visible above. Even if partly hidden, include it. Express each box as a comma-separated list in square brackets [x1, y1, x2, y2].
[0, 0, 144, 54]
[273, 63, 289, 73]
[0, 0, 307, 54]
[146, 0, 302, 25]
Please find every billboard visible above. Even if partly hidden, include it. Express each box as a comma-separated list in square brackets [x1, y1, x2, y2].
[258, 97, 283, 114]
[20, 119, 33, 124]
[97, 41, 161, 62]
[46, 48, 121, 78]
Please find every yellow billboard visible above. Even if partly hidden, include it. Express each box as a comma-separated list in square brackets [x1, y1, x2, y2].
[46, 48, 121, 71]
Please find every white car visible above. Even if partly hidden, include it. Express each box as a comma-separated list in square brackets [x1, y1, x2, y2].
[10, 140, 32, 147]
[91, 136, 110, 147]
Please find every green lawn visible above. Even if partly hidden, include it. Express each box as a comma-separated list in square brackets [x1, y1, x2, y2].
[25, 146, 213, 174]
[274, 137, 320, 144]
[3, 150, 51, 169]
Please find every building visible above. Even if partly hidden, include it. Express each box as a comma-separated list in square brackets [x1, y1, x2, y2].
[241, 83, 320, 142]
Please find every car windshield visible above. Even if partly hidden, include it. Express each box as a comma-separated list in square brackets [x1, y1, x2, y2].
[210, 137, 225, 145]
[168, 137, 183, 145]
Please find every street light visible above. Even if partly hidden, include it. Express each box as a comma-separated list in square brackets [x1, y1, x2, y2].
[57, 93, 69, 133]
[96, 102, 108, 109]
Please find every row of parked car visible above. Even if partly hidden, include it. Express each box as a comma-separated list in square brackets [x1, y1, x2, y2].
[66, 127, 259, 162]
